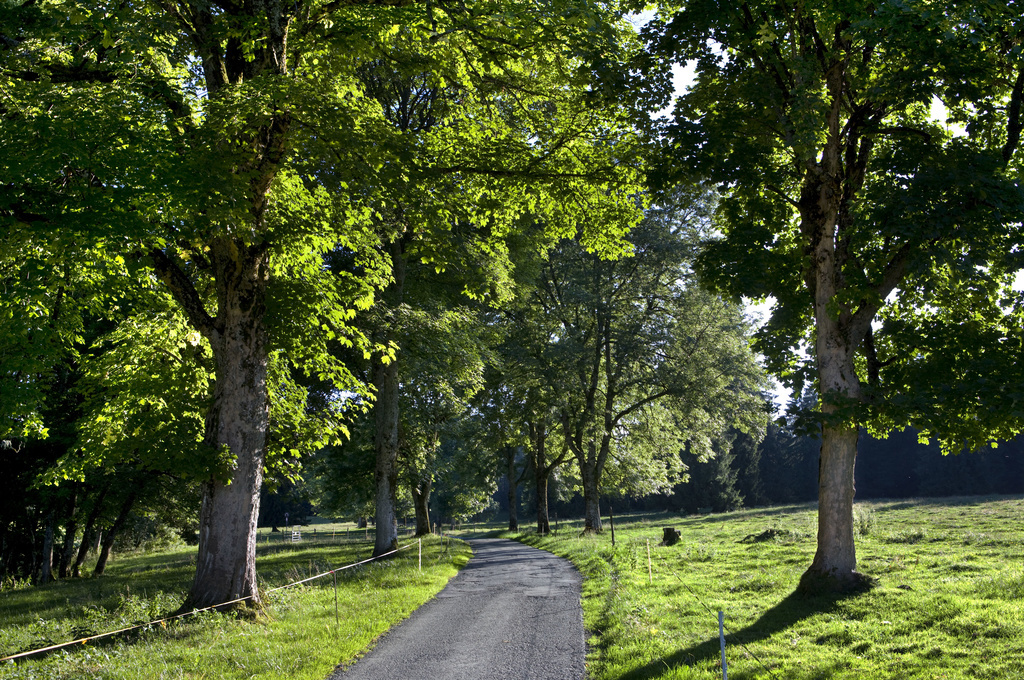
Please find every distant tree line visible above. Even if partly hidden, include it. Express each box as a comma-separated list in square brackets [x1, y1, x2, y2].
[488, 425, 1024, 521]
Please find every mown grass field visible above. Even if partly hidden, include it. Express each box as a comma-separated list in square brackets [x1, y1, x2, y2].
[0, 531, 469, 680]
[501, 495, 1024, 680]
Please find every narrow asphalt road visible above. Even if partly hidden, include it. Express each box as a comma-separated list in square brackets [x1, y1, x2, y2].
[328, 538, 585, 680]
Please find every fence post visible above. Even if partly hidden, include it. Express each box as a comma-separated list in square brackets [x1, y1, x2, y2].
[418, 538, 422, 573]
[647, 539, 652, 584]
[333, 570, 339, 629]
[719, 610, 727, 680]
[610, 505, 615, 547]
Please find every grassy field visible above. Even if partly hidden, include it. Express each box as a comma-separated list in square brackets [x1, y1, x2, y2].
[500, 495, 1024, 680]
[4, 498, 1023, 680]
[0, 530, 469, 680]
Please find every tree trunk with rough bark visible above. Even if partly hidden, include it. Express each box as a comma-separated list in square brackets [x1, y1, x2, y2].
[181, 240, 271, 610]
[373, 358, 401, 555]
[412, 478, 431, 537]
[94, 491, 137, 577]
[801, 279, 866, 591]
[506, 447, 519, 531]
[535, 469, 550, 535]
[580, 458, 602, 533]
[57, 486, 78, 579]
[39, 510, 54, 584]
[796, 95, 873, 591]
[372, 239, 406, 557]
[73, 484, 109, 578]
[528, 421, 553, 535]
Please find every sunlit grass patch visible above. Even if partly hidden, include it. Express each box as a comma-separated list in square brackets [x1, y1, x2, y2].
[1, 535, 469, 680]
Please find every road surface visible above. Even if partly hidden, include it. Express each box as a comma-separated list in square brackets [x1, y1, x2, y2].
[329, 538, 585, 680]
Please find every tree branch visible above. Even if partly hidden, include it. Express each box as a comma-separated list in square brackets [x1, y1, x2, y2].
[867, 126, 932, 143]
[611, 389, 672, 428]
[149, 248, 217, 336]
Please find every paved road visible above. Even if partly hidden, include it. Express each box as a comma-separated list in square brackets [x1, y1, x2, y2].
[329, 538, 585, 680]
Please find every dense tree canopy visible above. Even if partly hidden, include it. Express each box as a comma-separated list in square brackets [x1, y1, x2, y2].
[1, 0, 644, 607]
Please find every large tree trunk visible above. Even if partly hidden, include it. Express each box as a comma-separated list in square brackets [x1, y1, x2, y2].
[372, 357, 401, 555]
[94, 491, 137, 577]
[73, 483, 110, 578]
[506, 447, 519, 532]
[801, 308, 865, 591]
[535, 468, 550, 535]
[39, 510, 55, 584]
[411, 478, 431, 537]
[372, 239, 406, 557]
[802, 421, 860, 590]
[580, 458, 602, 533]
[183, 240, 270, 611]
[57, 486, 79, 579]
[797, 103, 871, 591]
[530, 422, 551, 534]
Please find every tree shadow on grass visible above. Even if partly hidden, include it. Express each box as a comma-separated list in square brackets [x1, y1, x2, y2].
[616, 586, 868, 680]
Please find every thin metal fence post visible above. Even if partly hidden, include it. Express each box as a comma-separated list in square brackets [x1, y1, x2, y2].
[610, 505, 615, 547]
[719, 610, 727, 680]
[333, 570, 339, 629]
[418, 538, 422, 573]
[647, 539, 652, 584]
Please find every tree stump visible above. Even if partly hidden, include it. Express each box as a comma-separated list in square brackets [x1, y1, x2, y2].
[663, 527, 682, 546]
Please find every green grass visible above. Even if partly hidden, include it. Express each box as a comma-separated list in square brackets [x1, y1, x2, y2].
[1, 533, 469, 680]
[6, 499, 1023, 680]
[500, 496, 1024, 680]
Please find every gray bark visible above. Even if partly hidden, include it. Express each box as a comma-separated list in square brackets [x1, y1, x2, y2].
[39, 510, 54, 584]
[373, 357, 401, 555]
[182, 239, 270, 610]
[581, 460, 602, 533]
[796, 69, 870, 590]
[94, 491, 137, 577]
[412, 478, 431, 537]
[372, 238, 406, 557]
[528, 421, 554, 535]
[535, 469, 550, 535]
[57, 486, 78, 579]
[73, 483, 109, 578]
[506, 447, 519, 532]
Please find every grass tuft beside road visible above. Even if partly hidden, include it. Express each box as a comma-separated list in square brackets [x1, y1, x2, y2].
[1, 534, 469, 680]
[503, 496, 1024, 680]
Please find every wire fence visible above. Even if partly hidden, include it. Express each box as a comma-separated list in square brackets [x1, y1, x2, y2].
[563, 524, 781, 680]
[1, 541, 418, 664]
[665, 567, 779, 680]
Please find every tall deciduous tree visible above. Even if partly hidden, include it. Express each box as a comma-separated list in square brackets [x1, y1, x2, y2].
[352, 18, 646, 555]
[522, 189, 768, 531]
[644, 0, 1024, 590]
[1, 0, 640, 608]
